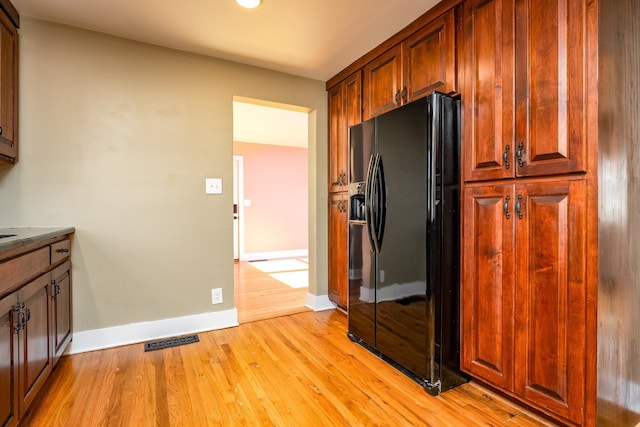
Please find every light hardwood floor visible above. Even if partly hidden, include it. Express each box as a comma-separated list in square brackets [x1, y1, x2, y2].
[21, 310, 556, 426]
[234, 259, 310, 324]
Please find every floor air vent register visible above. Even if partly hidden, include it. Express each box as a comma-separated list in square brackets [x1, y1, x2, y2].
[144, 334, 200, 352]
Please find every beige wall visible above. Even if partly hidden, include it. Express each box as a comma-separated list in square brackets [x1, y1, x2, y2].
[233, 142, 308, 255]
[0, 18, 328, 332]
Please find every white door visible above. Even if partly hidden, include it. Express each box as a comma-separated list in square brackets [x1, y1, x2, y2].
[233, 155, 244, 260]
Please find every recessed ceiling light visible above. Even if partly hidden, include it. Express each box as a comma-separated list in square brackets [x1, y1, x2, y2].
[236, 0, 262, 8]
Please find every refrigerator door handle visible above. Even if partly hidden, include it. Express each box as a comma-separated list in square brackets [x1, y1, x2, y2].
[369, 153, 381, 253]
[375, 155, 386, 250]
[427, 94, 439, 225]
[364, 154, 376, 252]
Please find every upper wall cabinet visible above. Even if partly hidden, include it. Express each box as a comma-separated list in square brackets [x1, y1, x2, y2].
[328, 71, 362, 193]
[0, 0, 18, 164]
[363, 9, 456, 121]
[462, 0, 588, 182]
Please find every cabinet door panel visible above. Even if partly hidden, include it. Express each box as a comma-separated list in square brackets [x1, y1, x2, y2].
[0, 294, 18, 427]
[51, 261, 72, 366]
[345, 72, 362, 129]
[328, 194, 348, 308]
[18, 274, 52, 415]
[328, 84, 344, 193]
[462, 184, 515, 390]
[462, 0, 515, 182]
[514, 0, 586, 176]
[363, 45, 402, 120]
[329, 72, 362, 194]
[403, 9, 456, 102]
[0, 12, 17, 162]
[514, 179, 586, 424]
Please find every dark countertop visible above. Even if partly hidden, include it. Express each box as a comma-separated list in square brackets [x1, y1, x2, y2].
[0, 227, 75, 256]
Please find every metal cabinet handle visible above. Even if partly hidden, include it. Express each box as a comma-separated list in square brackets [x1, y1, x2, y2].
[504, 195, 511, 219]
[56, 248, 70, 254]
[394, 90, 401, 105]
[503, 144, 511, 170]
[516, 141, 525, 167]
[13, 306, 22, 334]
[515, 194, 523, 219]
[401, 86, 407, 102]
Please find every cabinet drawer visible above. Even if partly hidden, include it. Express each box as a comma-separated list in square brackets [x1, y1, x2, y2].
[0, 247, 50, 296]
[51, 239, 71, 265]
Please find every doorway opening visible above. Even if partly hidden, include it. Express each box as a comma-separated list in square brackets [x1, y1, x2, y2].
[232, 97, 311, 324]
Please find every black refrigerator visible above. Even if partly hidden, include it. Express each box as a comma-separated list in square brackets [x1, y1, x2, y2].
[347, 92, 467, 395]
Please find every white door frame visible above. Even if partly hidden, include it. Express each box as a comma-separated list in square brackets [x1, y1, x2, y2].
[233, 155, 245, 260]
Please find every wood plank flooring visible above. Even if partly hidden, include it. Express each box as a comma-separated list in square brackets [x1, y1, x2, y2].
[234, 260, 310, 324]
[21, 310, 556, 426]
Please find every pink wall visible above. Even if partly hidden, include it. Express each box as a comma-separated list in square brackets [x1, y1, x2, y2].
[233, 142, 308, 255]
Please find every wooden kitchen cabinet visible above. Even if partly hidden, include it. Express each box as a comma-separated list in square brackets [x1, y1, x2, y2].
[0, 292, 19, 427]
[51, 260, 72, 367]
[328, 70, 360, 309]
[328, 71, 361, 193]
[461, 183, 515, 391]
[513, 179, 587, 424]
[402, 9, 456, 103]
[462, 0, 588, 182]
[363, 8, 456, 120]
[0, 273, 52, 427]
[0, 229, 73, 426]
[363, 45, 403, 120]
[462, 178, 587, 425]
[17, 273, 52, 414]
[328, 193, 348, 308]
[0, 0, 18, 164]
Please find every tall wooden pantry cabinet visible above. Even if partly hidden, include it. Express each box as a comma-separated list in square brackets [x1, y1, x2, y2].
[459, 0, 593, 424]
[327, 72, 361, 308]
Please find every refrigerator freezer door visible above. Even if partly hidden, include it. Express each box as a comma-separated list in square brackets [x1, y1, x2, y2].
[348, 118, 377, 348]
[347, 223, 376, 347]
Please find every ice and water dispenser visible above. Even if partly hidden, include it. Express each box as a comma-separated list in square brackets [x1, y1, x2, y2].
[349, 182, 366, 222]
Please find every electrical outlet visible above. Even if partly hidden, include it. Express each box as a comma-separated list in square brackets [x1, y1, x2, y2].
[211, 288, 223, 304]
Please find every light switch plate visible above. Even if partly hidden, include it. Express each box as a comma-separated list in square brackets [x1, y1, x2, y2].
[205, 178, 223, 194]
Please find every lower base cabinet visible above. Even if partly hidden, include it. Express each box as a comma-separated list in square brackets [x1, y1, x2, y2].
[0, 293, 19, 427]
[0, 234, 73, 427]
[328, 193, 348, 308]
[51, 260, 72, 367]
[462, 178, 587, 425]
[17, 274, 53, 417]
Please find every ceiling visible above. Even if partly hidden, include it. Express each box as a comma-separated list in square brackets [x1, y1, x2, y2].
[13, 0, 441, 81]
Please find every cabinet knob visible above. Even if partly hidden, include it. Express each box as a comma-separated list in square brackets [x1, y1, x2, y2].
[0, 126, 3, 136]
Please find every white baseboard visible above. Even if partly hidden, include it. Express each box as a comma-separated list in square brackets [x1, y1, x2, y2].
[305, 292, 337, 312]
[240, 249, 308, 262]
[68, 308, 239, 354]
